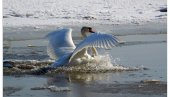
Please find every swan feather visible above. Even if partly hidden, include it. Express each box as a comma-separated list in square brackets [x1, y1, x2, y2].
[45, 28, 76, 59]
[69, 32, 119, 62]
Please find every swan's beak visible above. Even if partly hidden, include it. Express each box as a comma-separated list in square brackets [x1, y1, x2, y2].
[89, 28, 95, 33]
[89, 30, 95, 33]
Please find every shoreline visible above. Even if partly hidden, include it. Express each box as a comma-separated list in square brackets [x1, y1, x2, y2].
[3, 20, 167, 35]
[3, 18, 167, 28]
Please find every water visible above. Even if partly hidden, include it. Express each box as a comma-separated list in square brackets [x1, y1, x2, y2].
[3, 23, 167, 97]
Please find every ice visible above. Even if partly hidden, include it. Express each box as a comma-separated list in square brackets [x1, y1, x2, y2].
[3, 0, 167, 27]
[31, 85, 71, 92]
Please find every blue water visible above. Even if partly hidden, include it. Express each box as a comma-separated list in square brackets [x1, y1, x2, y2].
[3, 24, 167, 97]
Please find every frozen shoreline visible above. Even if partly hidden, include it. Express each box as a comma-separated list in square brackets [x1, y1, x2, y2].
[3, 0, 167, 27]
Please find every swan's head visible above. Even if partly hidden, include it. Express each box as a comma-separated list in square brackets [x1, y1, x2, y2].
[81, 27, 95, 38]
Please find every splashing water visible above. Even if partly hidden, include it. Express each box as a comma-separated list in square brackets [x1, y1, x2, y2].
[52, 54, 142, 73]
[3, 54, 145, 74]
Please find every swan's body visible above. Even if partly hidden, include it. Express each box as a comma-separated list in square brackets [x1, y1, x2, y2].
[45, 28, 119, 68]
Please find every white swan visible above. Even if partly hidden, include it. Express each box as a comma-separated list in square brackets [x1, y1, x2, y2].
[45, 27, 119, 68]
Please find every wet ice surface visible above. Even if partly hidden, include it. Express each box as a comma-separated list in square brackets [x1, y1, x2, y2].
[3, 24, 167, 97]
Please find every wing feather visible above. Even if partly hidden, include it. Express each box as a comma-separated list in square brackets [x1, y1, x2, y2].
[45, 28, 76, 59]
[104, 38, 111, 49]
[69, 32, 119, 62]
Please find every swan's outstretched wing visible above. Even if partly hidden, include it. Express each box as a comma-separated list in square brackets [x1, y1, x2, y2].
[45, 28, 76, 59]
[69, 32, 119, 62]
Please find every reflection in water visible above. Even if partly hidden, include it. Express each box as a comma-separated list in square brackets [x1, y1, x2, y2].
[46, 73, 114, 97]
[47, 73, 116, 84]
[66, 73, 113, 83]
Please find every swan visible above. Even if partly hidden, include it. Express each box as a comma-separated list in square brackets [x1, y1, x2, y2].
[45, 27, 119, 68]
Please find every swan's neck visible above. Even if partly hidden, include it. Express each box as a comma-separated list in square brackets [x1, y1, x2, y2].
[81, 32, 87, 39]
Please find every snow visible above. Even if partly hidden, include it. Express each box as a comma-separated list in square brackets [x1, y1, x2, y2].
[3, 0, 167, 27]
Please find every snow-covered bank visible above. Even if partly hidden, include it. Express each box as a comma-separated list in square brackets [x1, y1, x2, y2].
[3, 0, 167, 27]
